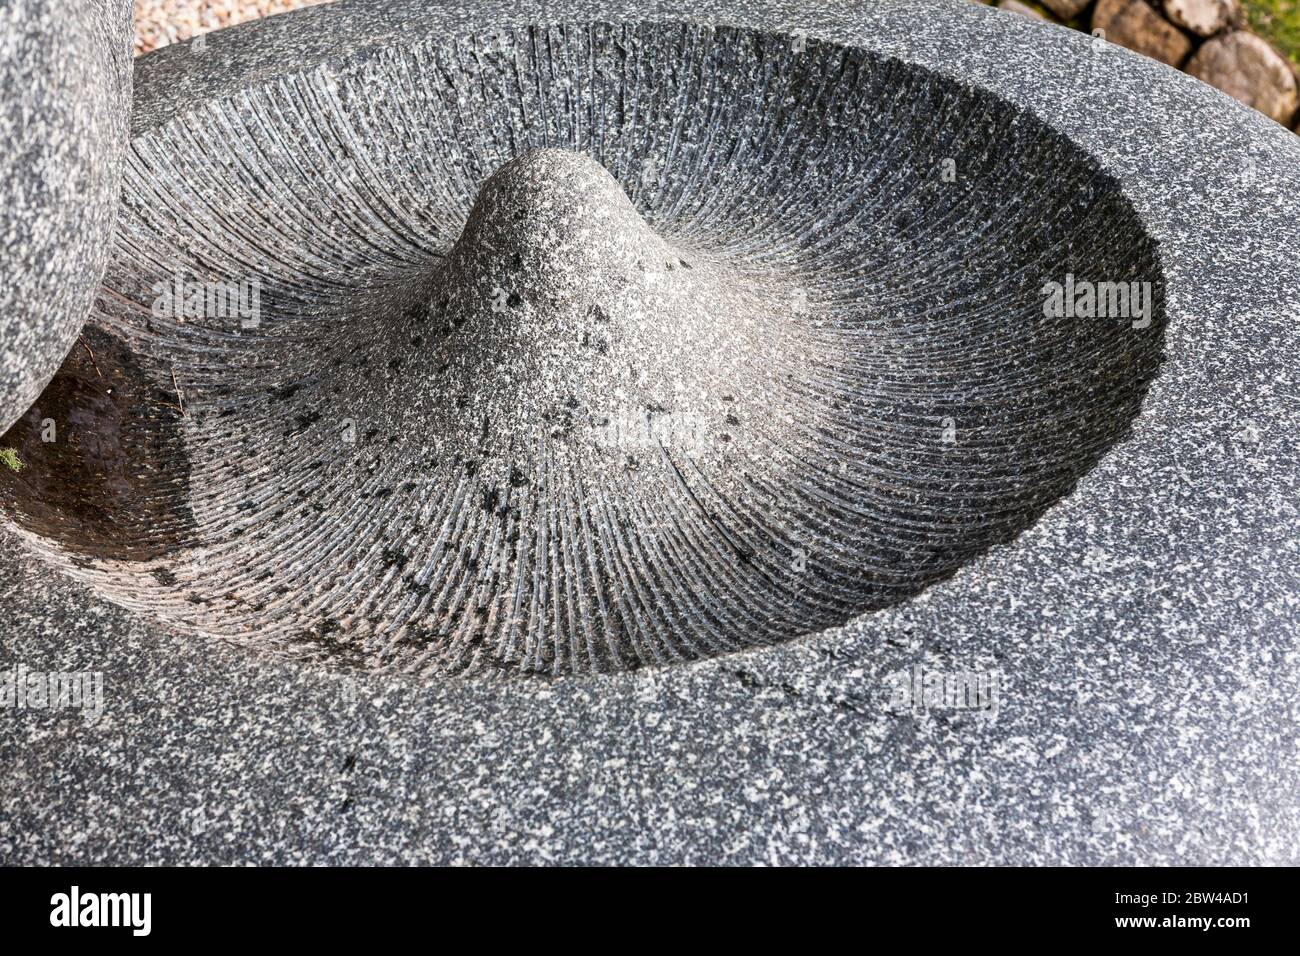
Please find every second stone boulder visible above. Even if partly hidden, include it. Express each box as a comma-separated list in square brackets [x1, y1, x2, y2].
[1187, 31, 1299, 126]
[1093, 0, 1193, 67]
[1163, 0, 1236, 38]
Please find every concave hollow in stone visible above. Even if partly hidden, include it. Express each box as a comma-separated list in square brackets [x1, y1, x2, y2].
[0, 22, 1166, 678]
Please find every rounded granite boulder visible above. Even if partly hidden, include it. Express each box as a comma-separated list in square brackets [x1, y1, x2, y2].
[0, 0, 133, 433]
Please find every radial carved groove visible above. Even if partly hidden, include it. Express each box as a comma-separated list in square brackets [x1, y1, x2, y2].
[0, 22, 1166, 678]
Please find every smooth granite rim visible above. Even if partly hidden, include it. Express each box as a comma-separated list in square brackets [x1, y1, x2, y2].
[1, 0, 1297, 864]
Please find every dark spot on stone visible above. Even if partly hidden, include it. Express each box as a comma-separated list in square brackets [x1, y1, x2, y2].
[0, 326, 195, 561]
[292, 409, 322, 433]
[404, 574, 431, 597]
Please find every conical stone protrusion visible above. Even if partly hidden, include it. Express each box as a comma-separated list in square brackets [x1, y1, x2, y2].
[385, 148, 802, 483]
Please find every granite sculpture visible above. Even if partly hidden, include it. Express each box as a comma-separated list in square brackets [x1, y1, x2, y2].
[1, 0, 1297, 865]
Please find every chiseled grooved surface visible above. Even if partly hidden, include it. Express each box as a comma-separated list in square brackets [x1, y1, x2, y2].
[6, 22, 1166, 679]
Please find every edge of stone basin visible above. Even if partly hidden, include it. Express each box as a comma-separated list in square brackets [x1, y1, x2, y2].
[3, 0, 1298, 864]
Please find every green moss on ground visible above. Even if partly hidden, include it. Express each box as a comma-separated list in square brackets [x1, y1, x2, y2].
[1244, 0, 1300, 68]
[0, 448, 23, 473]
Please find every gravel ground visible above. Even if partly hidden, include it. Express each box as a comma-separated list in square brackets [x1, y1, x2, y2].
[134, 0, 331, 55]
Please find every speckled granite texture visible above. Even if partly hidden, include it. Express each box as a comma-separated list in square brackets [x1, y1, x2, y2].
[1, 0, 1298, 864]
[0, 0, 133, 433]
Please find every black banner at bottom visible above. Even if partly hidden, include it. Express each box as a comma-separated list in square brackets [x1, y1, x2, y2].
[0, 866, 1283, 943]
